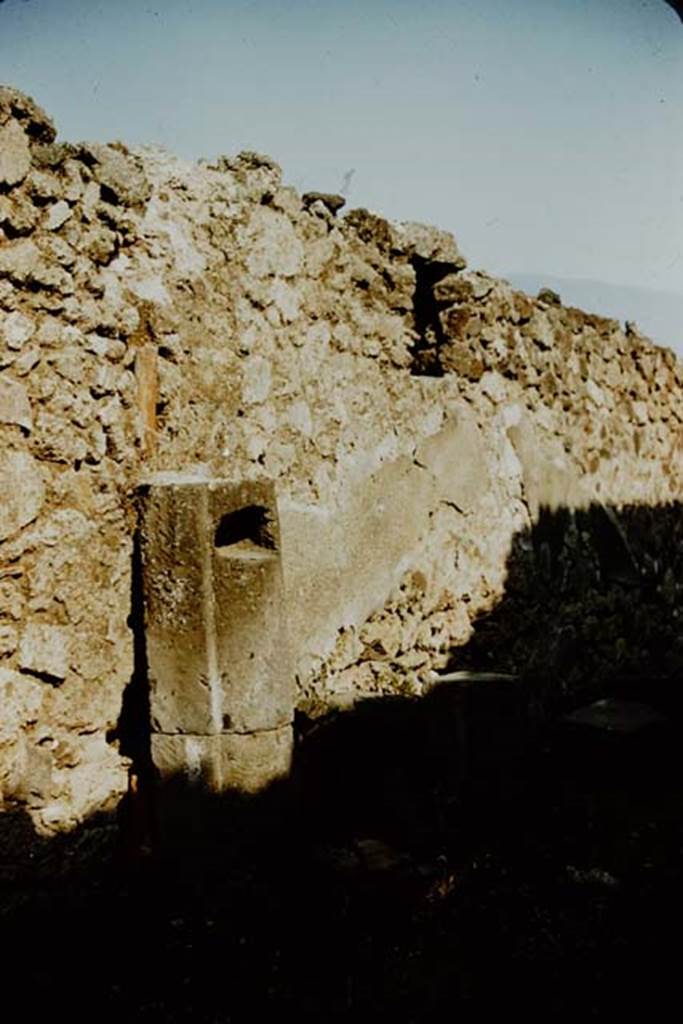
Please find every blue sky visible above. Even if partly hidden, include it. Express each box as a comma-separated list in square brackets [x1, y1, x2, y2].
[1, 0, 682, 346]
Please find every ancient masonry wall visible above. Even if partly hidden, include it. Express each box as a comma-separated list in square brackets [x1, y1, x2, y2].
[1, 87, 682, 836]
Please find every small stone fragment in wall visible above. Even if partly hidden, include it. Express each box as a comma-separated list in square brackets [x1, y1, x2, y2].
[0, 119, 31, 187]
[12, 346, 40, 376]
[302, 192, 346, 216]
[27, 168, 63, 203]
[0, 191, 40, 237]
[45, 200, 73, 232]
[0, 622, 19, 658]
[32, 141, 76, 169]
[81, 143, 151, 207]
[0, 376, 32, 432]
[0, 449, 45, 541]
[0, 578, 24, 621]
[18, 623, 71, 683]
[432, 272, 470, 305]
[537, 287, 562, 306]
[1, 310, 35, 350]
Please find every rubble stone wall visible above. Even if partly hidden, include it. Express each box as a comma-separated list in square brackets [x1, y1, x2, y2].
[1, 88, 682, 836]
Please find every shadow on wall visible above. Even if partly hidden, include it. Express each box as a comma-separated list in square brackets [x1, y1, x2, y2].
[1, 691, 681, 1020]
[0, 500, 682, 1018]
[445, 499, 683, 706]
[1, 498, 681, 874]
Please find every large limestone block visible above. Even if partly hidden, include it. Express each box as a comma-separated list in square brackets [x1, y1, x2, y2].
[140, 477, 295, 736]
[151, 727, 292, 794]
[140, 481, 212, 734]
[208, 485, 293, 733]
[0, 449, 44, 541]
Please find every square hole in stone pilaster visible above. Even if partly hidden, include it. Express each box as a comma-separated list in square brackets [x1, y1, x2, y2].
[214, 505, 276, 556]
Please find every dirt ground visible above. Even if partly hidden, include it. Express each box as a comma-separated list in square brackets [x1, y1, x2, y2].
[1, 691, 680, 1023]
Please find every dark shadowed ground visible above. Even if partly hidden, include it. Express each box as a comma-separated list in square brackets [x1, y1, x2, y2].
[1, 500, 681, 1021]
[1, 678, 681, 1023]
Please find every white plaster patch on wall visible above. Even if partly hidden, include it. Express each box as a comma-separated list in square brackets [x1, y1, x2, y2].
[144, 198, 207, 278]
[0, 450, 44, 541]
[298, 321, 332, 373]
[127, 272, 171, 305]
[0, 376, 32, 432]
[18, 623, 71, 682]
[288, 399, 313, 437]
[268, 278, 301, 323]
[0, 118, 31, 185]
[498, 434, 524, 482]
[242, 355, 272, 404]
[1, 310, 35, 350]
[242, 207, 304, 278]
